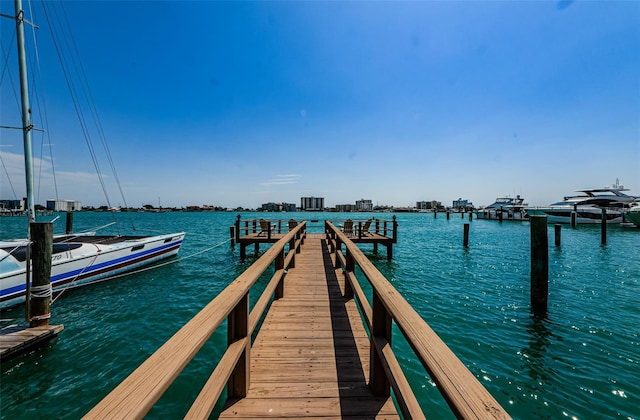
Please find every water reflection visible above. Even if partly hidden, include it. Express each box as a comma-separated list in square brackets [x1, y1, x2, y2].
[521, 315, 557, 384]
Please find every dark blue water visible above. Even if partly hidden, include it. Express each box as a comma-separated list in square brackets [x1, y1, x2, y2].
[1, 212, 638, 419]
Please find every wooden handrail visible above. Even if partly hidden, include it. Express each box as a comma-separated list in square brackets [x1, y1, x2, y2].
[84, 222, 306, 419]
[325, 221, 510, 419]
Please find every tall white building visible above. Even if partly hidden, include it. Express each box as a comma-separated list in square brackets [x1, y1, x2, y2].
[46, 200, 82, 211]
[301, 197, 324, 211]
[356, 199, 373, 211]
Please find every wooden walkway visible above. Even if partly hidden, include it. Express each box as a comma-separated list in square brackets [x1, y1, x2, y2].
[220, 234, 399, 418]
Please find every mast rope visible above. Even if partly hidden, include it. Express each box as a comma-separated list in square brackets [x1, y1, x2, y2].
[51, 250, 100, 305]
[51, 238, 231, 306]
[27, 0, 60, 205]
[0, 154, 19, 200]
[40, 2, 113, 210]
[29, 283, 51, 299]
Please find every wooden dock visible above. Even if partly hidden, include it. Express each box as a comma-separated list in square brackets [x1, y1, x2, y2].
[87, 221, 509, 419]
[219, 234, 398, 418]
[0, 324, 64, 361]
[232, 216, 398, 259]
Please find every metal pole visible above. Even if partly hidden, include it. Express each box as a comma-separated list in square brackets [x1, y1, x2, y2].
[15, 0, 36, 223]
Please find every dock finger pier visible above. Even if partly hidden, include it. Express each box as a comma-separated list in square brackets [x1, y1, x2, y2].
[85, 218, 509, 419]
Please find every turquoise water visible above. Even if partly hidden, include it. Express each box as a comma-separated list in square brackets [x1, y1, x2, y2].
[1, 212, 638, 419]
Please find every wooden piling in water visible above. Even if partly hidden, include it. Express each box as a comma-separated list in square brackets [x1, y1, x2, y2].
[469, 212, 473, 221]
[601, 209, 607, 245]
[463, 223, 469, 248]
[530, 216, 548, 315]
[29, 222, 53, 327]
[571, 204, 577, 227]
[65, 211, 73, 234]
[554, 224, 561, 247]
[446, 210, 450, 220]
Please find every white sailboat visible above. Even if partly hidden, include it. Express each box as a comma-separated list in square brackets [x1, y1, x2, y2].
[0, 0, 185, 310]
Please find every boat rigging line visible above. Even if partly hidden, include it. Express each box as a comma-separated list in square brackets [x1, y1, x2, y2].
[50, 238, 232, 306]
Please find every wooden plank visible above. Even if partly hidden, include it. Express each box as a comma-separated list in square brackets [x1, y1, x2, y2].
[0, 325, 63, 361]
[220, 236, 397, 419]
[221, 396, 398, 417]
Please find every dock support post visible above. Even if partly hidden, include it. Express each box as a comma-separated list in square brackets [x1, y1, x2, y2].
[446, 210, 450, 220]
[254, 242, 260, 254]
[499, 206, 503, 222]
[463, 223, 469, 248]
[386, 243, 393, 260]
[235, 215, 241, 243]
[530, 215, 548, 315]
[571, 205, 577, 227]
[227, 292, 249, 398]
[392, 215, 398, 244]
[29, 222, 53, 327]
[469, 211, 473, 221]
[601, 209, 607, 245]
[65, 211, 73, 234]
[370, 291, 392, 396]
[433, 209, 437, 219]
[240, 243, 246, 259]
[554, 224, 561, 247]
[230, 226, 235, 248]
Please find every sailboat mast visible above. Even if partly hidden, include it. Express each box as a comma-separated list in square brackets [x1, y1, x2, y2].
[14, 0, 36, 223]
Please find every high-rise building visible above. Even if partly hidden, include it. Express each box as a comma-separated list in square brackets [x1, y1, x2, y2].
[300, 197, 324, 211]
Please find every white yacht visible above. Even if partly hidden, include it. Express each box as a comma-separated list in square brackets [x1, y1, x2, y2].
[525, 180, 637, 224]
[476, 195, 528, 220]
[625, 204, 640, 227]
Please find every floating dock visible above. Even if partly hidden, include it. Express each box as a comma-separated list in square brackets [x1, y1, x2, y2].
[0, 324, 64, 361]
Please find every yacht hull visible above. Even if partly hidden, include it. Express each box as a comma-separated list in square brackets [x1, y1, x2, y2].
[0, 233, 184, 310]
[525, 208, 623, 224]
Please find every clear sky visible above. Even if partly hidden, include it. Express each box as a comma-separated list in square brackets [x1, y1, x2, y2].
[1, 0, 639, 209]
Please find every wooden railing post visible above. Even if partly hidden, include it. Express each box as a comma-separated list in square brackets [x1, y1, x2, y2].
[289, 236, 296, 267]
[344, 250, 354, 299]
[370, 290, 391, 396]
[375, 219, 380, 235]
[335, 239, 342, 268]
[227, 293, 250, 398]
[275, 248, 285, 298]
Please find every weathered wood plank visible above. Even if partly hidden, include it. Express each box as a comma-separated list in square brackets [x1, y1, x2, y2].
[0, 325, 63, 361]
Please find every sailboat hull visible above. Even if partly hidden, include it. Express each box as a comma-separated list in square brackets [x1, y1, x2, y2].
[0, 232, 184, 309]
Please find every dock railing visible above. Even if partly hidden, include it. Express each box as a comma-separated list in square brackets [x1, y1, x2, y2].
[84, 222, 307, 419]
[325, 221, 510, 419]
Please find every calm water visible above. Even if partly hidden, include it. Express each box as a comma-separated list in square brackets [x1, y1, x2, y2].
[1, 212, 638, 419]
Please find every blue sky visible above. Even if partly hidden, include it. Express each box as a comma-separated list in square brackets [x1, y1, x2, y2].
[1, 0, 638, 209]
